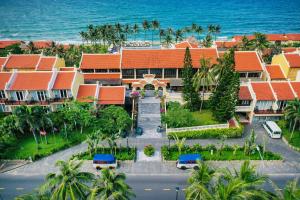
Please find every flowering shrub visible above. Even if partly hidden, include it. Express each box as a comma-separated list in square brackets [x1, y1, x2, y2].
[131, 91, 140, 98]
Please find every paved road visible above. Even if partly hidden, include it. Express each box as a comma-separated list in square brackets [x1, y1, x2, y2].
[0, 174, 298, 200]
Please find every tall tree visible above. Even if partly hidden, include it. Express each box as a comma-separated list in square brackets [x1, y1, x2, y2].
[133, 23, 140, 41]
[142, 20, 150, 41]
[151, 20, 160, 46]
[253, 32, 269, 53]
[159, 29, 166, 44]
[285, 99, 300, 139]
[182, 47, 200, 111]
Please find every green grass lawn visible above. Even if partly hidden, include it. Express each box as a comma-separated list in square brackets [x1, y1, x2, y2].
[191, 110, 221, 126]
[282, 127, 300, 149]
[1, 130, 88, 160]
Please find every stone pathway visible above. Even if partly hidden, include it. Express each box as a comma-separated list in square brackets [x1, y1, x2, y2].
[137, 97, 162, 138]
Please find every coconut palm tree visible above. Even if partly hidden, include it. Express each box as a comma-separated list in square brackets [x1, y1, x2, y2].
[240, 35, 253, 50]
[202, 34, 213, 47]
[151, 20, 160, 46]
[188, 161, 215, 186]
[39, 159, 94, 200]
[142, 20, 150, 41]
[166, 27, 174, 35]
[285, 99, 300, 139]
[207, 25, 215, 35]
[195, 25, 204, 40]
[133, 23, 139, 41]
[253, 32, 269, 53]
[271, 178, 300, 200]
[89, 169, 135, 200]
[172, 134, 186, 155]
[193, 58, 215, 111]
[175, 29, 184, 43]
[163, 34, 173, 48]
[214, 25, 221, 41]
[27, 41, 37, 54]
[124, 24, 131, 41]
[159, 29, 166, 44]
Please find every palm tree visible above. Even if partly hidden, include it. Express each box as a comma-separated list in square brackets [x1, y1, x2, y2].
[207, 25, 216, 35]
[151, 20, 160, 46]
[253, 32, 269, 53]
[159, 29, 166, 44]
[39, 159, 94, 200]
[285, 99, 300, 139]
[163, 34, 173, 48]
[142, 20, 150, 41]
[240, 35, 253, 50]
[195, 25, 204, 40]
[193, 58, 215, 111]
[271, 178, 300, 200]
[202, 34, 213, 47]
[188, 161, 215, 186]
[89, 169, 135, 200]
[133, 23, 139, 41]
[214, 25, 221, 41]
[172, 134, 186, 155]
[166, 27, 174, 35]
[175, 29, 184, 43]
[27, 41, 36, 54]
[124, 24, 131, 41]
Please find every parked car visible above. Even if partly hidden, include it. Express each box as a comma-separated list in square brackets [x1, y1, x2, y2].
[176, 154, 203, 170]
[93, 154, 117, 170]
[263, 121, 282, 139]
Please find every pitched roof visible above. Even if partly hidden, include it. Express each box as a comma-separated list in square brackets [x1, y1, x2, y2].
[175, 41, 198, 48]
[284, 53, 300, 68]
[0, 40, 21, 49]
[239, 86, 252, 100]
[76, 84, 97, 103]
[234, 51, 263, 72]
[286, 34, 300, 41]
[234, 33, 300, 42]
[251, 82, 276, 101]
[83, 73, 121, 80]
[282, 47, 297, 53]
[290, 82, 300, 98]
[0, 72, 12, 90]
[265, 65, 286, 80]
[215, 41, 240, 48]
[271, 82, 295, 100]
[32, 41, 52, 49]
[59, 67, 76, 71]
[52, 72, 75, 90]
[98, 86, 125, 105]
[36, 57, 56, 71]
[0, 57, 8, 68]
[9, 72, 53, 90]
[5, 54, 40, 70]
[121, 48, 218, 69]
[80, 54, 121, 69]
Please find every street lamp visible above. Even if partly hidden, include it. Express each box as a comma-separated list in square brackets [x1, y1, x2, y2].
[175, 186, 179, 200]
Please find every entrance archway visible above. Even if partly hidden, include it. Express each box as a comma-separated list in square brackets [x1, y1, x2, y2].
[132, 74, 167, 96]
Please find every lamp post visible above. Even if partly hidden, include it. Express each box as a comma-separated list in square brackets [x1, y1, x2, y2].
[175, 187, 179, 200]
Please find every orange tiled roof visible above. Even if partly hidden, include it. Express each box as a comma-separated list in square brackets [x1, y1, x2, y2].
[80, 54, 121, 69]
[234, 33, 300, 42]
[175, 41, 198, 48]
[98, 86, 125, 105]
[265, 65, 286, 80]
[0, 40, 21, 49]
[76, 84, 97, 103]
[32, 41, 52, 49]
[215, 41, 240, 48]
[121, 48, 218, 69]
[9, 72, 53, 90]
[0, 72, 12, 90]
[282, 47, 297, 53]
[251, 82, 275, 101]
[239, 86, 252, 100]
[286, 34, 300, 41]
[0, 57, 8, 68]
[83, 73, 121, 80]
[284, 53, 300, 68]
[233, 35, 255, 41]
[36, 57, 56, 71]
[271, 82, 295, 100]
[5, 54, 40, 70]
[290, 82, 300, 98]
[234, 51, 263, 72]
[59, 67, 76, 71]
[52, 72, 75, 90]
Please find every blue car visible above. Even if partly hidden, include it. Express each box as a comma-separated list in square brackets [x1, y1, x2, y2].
[176, 154, 203, 169]
[93, 154, 117, 170]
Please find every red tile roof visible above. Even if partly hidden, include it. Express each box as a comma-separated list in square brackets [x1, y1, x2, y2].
[175, 41, 198, 48]
[251, 82, 275, 101]
[83, 73, 121, 80]
[0, 40, 22, 49]
[239, 86, 252, 100]
[121, 48, 218, 69]
[76, 84, 97, 103]
[32, 41, 52, 49]
[0, 57, 8, 68]
[80, 54, 121, 69]
[286, 34, 300, 41]
[9, 72, 53, 90]
[215, 41, 240, 48]
[52, 72, 75, 90]
[0, 72, 12, 90]
[5, 54, 40, 70]
[284, 53, 300, 68]
[290, 82, 300, 98]
[98, 86, 125, 105]
[282, 47, 297, 53]
[234, 34, 300, 42]
[265, 65, 286, 80]
[234, 51, 263, 72]
[36, 57, 56, 71]
[271, 82, 295, 100]
[60, 67, 76, 71]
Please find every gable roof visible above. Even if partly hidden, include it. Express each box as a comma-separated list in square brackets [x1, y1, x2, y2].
[270, 82, 295, 100]
[251, 82, 275, 101]
[0, 40, 22, 49]
[0, 72, 12, 90]
[36, 57, 56, 71]
[9, 72, 53, 90]
[121, 48, 218, 69]
[234, 33, 300, 42]
[0, 57, 8, 68]
[32, 41, 52, 49]
[284, 53, 300, 68]
[5, 54, 41, 70]
[234, 51, 263, 72]
[239, 86, 253, 100]
[282, 47, 297, 53]
[83, 73, 121, 80]
[52, 72, 75, 90]
[76, 84, 97, 103]
[265, 65, 286, 80]
[98, 86, 125, 105]
[80, 54, 121, 69]
[215, 41, 240, 48]
[175, 41, 198, 48]
[290, 82, 300, 98]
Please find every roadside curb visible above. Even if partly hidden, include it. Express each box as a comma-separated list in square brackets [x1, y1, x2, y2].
[282, 136, 300, 152]
[0, 160, 30, 174]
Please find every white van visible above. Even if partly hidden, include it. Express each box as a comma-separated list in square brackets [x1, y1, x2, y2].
[263, 121, 282, 139]
[93, 154, 117, 170]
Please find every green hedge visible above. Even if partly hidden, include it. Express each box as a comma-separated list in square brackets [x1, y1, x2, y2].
[167, 126, 243, 139]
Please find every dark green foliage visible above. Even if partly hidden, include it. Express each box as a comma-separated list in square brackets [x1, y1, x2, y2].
[144, 145, 155, 157]
[162, 105, 195, 128]
[209, 49, 240, 121]
[182, 47, 200, 111]
[0, 44, 24, 57]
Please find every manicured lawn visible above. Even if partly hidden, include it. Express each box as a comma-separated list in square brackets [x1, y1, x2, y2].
[191, 110, 222, 126]
[1, 130, 88, 160]
[282, 127, 300, 149]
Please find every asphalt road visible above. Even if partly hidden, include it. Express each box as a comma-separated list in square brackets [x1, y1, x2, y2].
[0, 174, 299, 200]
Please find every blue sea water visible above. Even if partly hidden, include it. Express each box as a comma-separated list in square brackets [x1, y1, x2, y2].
[0, 0, 300, 42]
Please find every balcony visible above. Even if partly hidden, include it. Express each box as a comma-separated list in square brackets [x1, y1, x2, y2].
[235, 105, 252, 112]
[254, 109, 284, 115]
[4, 97, 73, 105]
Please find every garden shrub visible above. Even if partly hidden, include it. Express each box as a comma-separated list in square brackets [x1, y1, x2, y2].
[144, 145, 155, 157]
[162, 106, 195, 128]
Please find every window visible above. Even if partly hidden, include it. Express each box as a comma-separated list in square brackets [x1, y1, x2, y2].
[122, 69, 134, 79]
[136, 69, 148, 79]
[239, 100, 250, 106]
[178, 69, 183, 78]
[16, 91, 24, 101]
[150, 68, 162, 78]
[109, 69, 120, 73]
[0, 104, 5, 112]
[248, 73, 260, 78]
[0, 91, 5, 99]
[95, 69, 108, 73]
[60, 90, 68, 98]
[82, 69, 94, 73]
[164, 69, 176, 78]
[239, 73, 246, 78]
[37, 91, 47, 101]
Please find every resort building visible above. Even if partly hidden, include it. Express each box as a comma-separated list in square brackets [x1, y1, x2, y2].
[272, 52, 300, 81]
[265, 64, 286, 81]
[0, 40, 23, 49]
[233, 33, 300, 44]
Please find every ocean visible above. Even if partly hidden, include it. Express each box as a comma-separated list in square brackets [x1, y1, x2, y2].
[0, 0, 300, 43]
